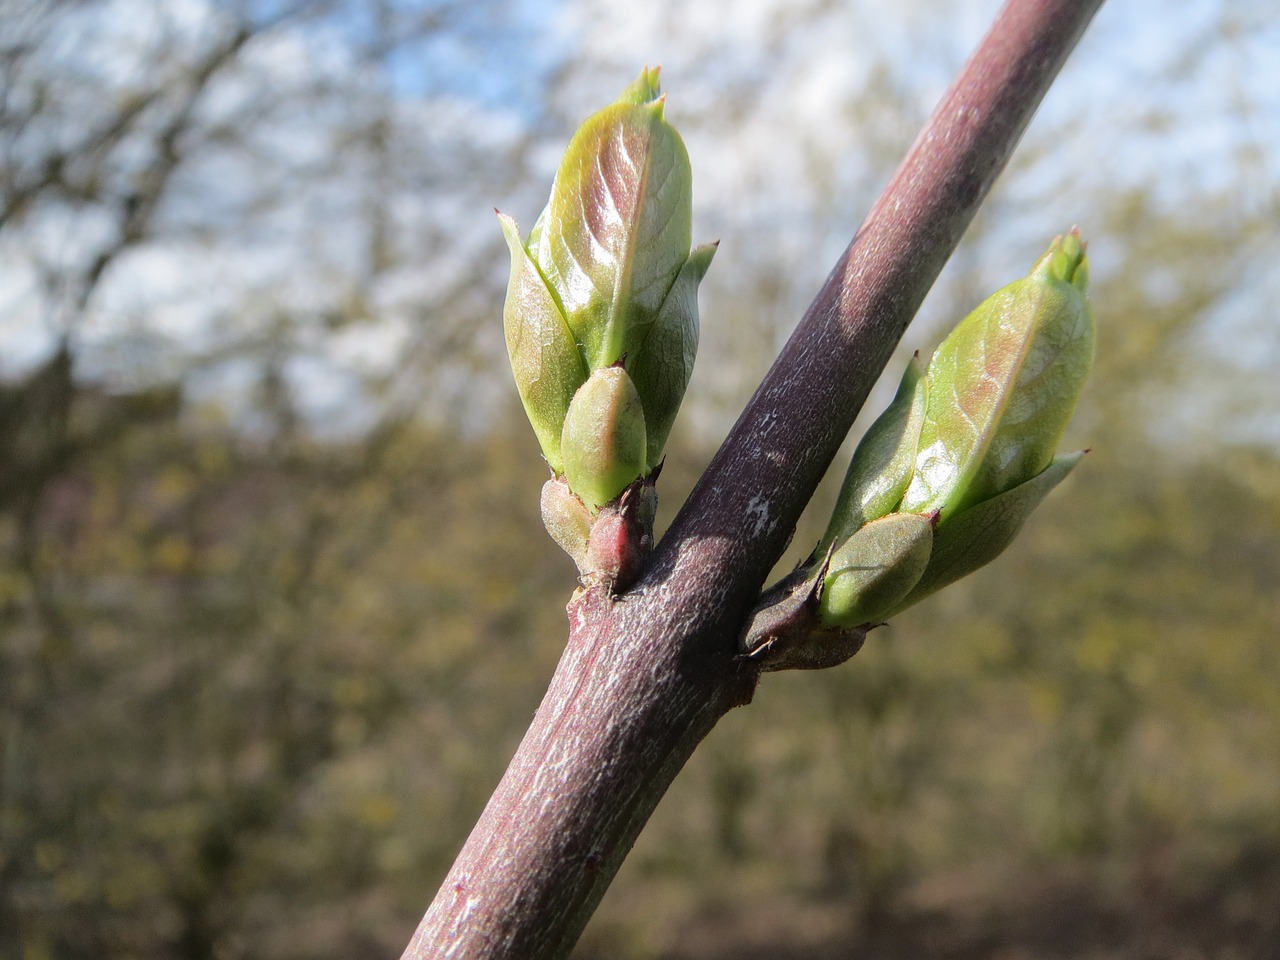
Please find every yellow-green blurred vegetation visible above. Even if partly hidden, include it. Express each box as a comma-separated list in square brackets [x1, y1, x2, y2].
[2, 1, 1278, 958]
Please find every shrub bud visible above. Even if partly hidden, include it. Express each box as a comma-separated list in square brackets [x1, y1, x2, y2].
[501, 67, 713, 518]
[814, 231, 1095, 631]
[818, 512, 934, 628]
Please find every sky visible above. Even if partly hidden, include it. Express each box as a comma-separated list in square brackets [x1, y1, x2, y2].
[0, 0, 1276, 445]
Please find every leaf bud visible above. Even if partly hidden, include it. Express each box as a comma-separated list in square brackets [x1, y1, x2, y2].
[560, 365, 648, 512]
[818, 512, 934, 628]
[500, 68, 714, 506]
[757, 232, 1098, 657]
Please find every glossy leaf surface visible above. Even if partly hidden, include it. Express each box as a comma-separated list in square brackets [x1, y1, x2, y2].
[903, 233, 1094, 519]
[532, 88, 693, 371]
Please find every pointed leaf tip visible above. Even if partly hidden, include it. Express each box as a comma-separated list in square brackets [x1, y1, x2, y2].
[1040, 229, 1089, 290]
[617, 66, 663, 106]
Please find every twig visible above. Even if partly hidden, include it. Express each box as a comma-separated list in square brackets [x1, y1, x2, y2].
[401, 1, 1105, 956]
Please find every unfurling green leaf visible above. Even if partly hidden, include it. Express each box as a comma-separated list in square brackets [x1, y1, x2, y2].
[902, 231, 1095, 519]
[499, 214, 586, 473]
[629, 242, 716, 468]
[531, 75, 693, 374]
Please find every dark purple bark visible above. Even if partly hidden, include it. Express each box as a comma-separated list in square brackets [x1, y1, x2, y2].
[402, 1, 1105, 957]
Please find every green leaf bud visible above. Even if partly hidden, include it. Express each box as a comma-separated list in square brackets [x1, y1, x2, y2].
[502, 69, 712, 481]
[560, 365, 648, 511]
[818, 356, 927, 553]
[818, 512, 934, 628]
[890, 451, 1083, 615]
[901, 232, 1095, 519]
[772, 232, 1096, 652]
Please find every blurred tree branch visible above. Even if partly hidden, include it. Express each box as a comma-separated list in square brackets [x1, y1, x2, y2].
[402, 0, 1105, 957]
[0, 4, 474, 953]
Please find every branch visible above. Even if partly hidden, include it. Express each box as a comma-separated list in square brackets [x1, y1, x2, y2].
[401, 1, 1104, 957]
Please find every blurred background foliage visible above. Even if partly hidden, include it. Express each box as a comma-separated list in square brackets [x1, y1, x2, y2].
[1, 0, 1278, 957]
